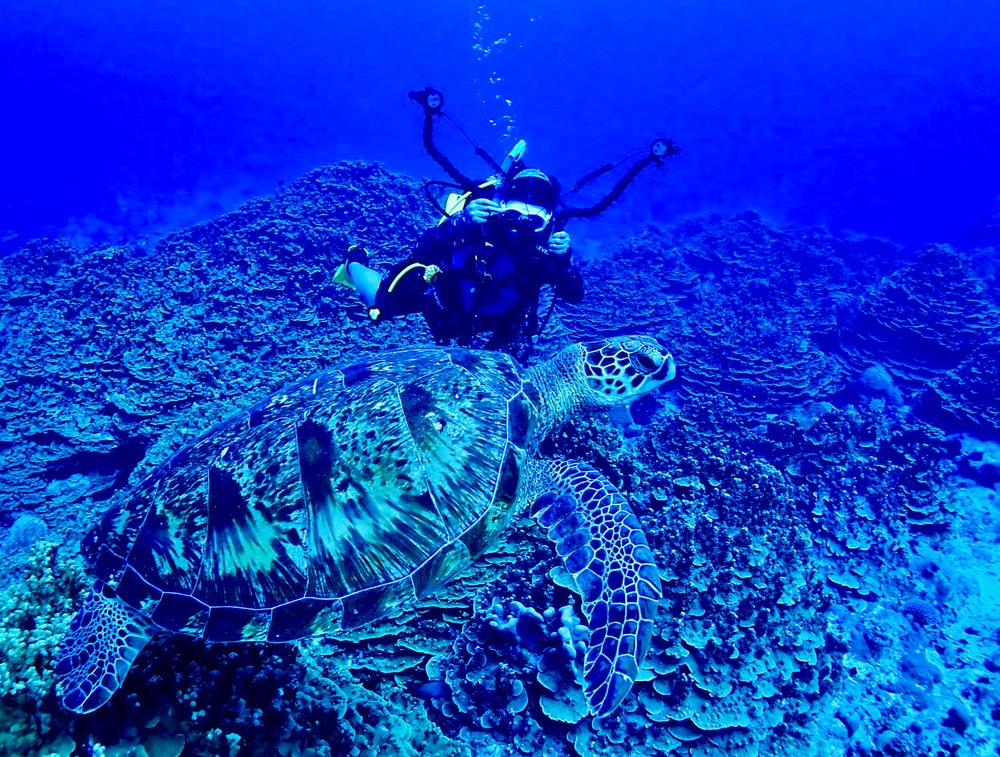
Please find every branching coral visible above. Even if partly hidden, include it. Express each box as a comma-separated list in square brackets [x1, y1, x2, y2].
[0, 541, 87, 756]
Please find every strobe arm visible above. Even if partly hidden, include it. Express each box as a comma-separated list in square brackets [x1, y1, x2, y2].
[408, 87, 478, 191]
[557, 139, 679, 224]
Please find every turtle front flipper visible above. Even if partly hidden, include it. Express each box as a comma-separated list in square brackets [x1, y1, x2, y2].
[527, 459, 660, 718]
[55, 584, 159, 714]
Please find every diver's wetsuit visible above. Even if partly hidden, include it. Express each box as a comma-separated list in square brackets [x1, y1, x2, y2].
[373, 210, 583, 351]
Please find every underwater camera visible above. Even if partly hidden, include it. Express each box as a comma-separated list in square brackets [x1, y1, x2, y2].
[485, 208, 552, 252]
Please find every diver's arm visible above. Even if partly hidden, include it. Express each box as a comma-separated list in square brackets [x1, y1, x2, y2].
[466, 198, 501, 223]
[413, 216, 474, 262]
[548, 230, 571, 256]
[554, 264, 584, 304]
[414, 200, 495, 261]
[543, 233, 584, 305]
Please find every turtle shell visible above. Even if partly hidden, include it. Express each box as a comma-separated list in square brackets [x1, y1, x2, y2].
[88, 347, 538, 643]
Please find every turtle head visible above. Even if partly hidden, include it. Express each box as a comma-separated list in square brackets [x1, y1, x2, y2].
[579, 336, 676, 408]
[526, 336, 676, 437]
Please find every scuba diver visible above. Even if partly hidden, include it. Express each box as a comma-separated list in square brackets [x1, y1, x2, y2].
[336, 87, 679, 358]
[340, 165, 583, 354]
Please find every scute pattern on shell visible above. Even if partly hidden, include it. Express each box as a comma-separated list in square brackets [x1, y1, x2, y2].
[94, 347, 528, 642]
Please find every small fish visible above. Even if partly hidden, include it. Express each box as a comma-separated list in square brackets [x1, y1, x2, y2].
[406, 680, 450, 700]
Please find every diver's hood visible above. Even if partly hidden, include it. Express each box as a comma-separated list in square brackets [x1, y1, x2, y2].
[500, 169, 558, 214]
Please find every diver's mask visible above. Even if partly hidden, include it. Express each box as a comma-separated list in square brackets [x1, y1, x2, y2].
[486, 203, 553, 250]
[490, 168, 558, 250]
[500, 201, 552, 232]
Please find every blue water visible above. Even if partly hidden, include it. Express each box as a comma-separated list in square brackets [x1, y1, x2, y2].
[3, 0, 999, 252]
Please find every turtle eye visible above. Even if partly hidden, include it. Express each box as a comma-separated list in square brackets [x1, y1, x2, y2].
[630, 352, 659, 375]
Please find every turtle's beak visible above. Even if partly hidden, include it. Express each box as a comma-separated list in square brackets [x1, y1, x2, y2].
[624, 349, 675, 402]
[651, 352, 676, 384]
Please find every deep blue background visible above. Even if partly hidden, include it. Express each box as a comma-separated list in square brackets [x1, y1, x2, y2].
[2, 0, 999, 252]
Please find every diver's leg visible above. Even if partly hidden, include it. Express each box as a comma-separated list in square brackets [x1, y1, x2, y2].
[333, 245, 379, 303]
[348, 263, 382, 307]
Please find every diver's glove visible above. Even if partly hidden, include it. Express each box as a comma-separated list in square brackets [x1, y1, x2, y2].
[548, 231, 572, 257]
[466, 198, 502, 223]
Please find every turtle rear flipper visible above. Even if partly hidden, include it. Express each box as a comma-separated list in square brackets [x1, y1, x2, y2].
[55, 584, 159, 714]
[529, 460, 661, 718]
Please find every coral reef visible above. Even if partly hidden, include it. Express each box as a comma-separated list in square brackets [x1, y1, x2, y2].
[1, 163, 999, 756]
[0, 162, 435, 534]
[0, 541, 87, 756]
[841, 244, 1000, 388]
[918, 340, 1000, 439]
[566, 214, 906, 419]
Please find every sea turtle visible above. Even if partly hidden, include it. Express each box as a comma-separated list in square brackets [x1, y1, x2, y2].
[56, 336, 675, 718]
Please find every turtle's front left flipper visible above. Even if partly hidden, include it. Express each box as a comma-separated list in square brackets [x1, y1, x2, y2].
[55, 584, 159, 714]
[527, 459, 661, 718]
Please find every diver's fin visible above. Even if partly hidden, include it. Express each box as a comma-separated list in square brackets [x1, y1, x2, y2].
[55, 584, 159, 714]
[332, 262, 356, 290]
[333, 245, 370, 290]
[528, 460, 660, 717]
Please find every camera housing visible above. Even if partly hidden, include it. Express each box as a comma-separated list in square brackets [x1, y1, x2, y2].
[486, 209, 552, 252]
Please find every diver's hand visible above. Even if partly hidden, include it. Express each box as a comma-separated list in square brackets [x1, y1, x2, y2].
[548, 231, 571, 256]
[466, 198, 502, 223]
